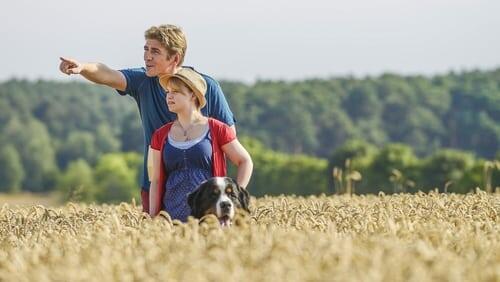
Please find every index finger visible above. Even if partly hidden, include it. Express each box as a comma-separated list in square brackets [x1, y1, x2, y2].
[59, 57, 74, 64]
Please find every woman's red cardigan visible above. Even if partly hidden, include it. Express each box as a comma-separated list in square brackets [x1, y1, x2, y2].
[149, 118, 236, 216]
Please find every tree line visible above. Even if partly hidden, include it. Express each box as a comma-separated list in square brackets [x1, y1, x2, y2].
[0, 68, 498, 201]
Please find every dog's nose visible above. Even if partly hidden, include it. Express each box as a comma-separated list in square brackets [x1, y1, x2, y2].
[220, 201, 232, 211]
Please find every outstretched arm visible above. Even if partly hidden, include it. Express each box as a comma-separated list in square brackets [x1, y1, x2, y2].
[222, 139, 253, 188]
[59, 57, 127, 91]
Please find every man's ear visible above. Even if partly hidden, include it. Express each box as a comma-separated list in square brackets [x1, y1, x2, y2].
[172, 53, 181, 67]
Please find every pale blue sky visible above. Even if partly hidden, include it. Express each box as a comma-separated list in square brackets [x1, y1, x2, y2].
[1, 0, 499, 82]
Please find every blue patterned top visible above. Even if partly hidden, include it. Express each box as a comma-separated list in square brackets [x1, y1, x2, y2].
[162, 128, 213, 221]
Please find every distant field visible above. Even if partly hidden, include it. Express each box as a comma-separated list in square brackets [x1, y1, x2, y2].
[0, 191, 499, 281]
[0, 192, 60, 207]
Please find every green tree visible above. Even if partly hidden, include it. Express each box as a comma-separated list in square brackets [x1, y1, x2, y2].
[460, 160, 487, 194]
[96, 124, 121, 153]
[343, 84, 382, 121]
[368, 144, 419, 194]
[235, 137, 328, 196]
[328, 139, 378, 194]
[119, 111, 143, 152]
[57, 131, 97, 169]
[58, 159, 95, 202]
[316, 110, 357, 156]
[420, 149, 475, 193]
[93, 153, 140, 203]
[0, 145, 25, 192]
[2, 117, 57, 191]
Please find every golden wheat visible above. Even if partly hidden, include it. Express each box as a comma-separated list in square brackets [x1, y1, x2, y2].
[0, 190, 499, 282]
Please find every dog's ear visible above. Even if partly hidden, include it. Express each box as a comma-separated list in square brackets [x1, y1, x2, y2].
[238, 187, 250, 212]
[187, 188, 202, 218]
[230, 178, 250, 213]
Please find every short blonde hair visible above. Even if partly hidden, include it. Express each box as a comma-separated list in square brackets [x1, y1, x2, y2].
[144, 25, 187, 66]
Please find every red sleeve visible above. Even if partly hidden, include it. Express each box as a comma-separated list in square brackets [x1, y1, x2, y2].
[219, 123, 236, 146]
[150, 129, 163, 150]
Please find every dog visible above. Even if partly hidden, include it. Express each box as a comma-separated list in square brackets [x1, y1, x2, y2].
[187, 177, 250, 227]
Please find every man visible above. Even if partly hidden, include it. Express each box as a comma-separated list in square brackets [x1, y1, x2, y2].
[59, 24, 235, 212]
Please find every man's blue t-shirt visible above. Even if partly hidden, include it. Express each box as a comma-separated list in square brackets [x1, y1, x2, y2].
[117, 67, 235, 191]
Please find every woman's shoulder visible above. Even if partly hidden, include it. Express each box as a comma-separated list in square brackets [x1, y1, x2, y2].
[152, 122, 175, 141]
[208, 118, 229, 129]
[157, 122, 175, 133]
[208, 118, 236, 144]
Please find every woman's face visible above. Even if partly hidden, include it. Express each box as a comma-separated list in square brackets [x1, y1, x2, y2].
[165, 81, 196, 113]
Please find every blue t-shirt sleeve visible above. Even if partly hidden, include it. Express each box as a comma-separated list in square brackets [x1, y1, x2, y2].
[205, 76, 236, 126]
[116, 68, 148, 99]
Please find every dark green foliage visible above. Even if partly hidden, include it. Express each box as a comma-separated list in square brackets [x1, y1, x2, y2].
[327, 142, 499, 194]
[57, 159, 95, 202]
[419, 150, 475, 193]
[228, 137, 328, 196]
[222, 69, 500, 159]
[93, 153, 141, 203]
[0, 68, 499, 199]
[1, 117, 57, 191]
[57, 131, 97, 169]
[328, 139, 377, 193]
[0, 145, 24, 192]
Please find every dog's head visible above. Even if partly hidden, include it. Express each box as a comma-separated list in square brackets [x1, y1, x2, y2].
[187, 177, 250, 227]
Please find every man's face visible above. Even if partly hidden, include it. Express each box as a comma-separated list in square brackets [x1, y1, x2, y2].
[143, 39, 177, 77]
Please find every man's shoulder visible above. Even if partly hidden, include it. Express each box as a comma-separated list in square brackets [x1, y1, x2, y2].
[183, 66, 219, 87]
[120, 67, 147, 75]
[200, 72, 219, 87]
[120, 67, 156, 88]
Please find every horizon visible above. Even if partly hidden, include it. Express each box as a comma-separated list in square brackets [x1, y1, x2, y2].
[2, 65, 498, 85]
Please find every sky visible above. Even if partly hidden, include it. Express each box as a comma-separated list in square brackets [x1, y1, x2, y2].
[1, 0, 499, 83]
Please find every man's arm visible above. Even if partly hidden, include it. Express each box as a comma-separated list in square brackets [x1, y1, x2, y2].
[59, 57, 127, 91]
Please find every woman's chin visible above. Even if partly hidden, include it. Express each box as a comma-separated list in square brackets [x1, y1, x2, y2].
[167, 105, 178, 113]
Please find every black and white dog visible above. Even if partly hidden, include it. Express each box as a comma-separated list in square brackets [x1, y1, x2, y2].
[187, 177, 250, 227]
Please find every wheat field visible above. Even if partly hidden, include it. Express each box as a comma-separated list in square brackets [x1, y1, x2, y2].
[0, 190, 499, 282]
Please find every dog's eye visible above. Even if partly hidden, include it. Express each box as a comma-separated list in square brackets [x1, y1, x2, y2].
[225, 186, 233, 194]
[211, 189, 220, 197]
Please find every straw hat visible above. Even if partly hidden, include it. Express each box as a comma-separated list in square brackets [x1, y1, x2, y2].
[159, 68, 207, 108]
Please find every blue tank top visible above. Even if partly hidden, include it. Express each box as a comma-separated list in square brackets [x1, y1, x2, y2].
[162, 129, 213, 221]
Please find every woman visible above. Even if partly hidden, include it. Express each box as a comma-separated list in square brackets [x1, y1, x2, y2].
[148, 68, 253, 220]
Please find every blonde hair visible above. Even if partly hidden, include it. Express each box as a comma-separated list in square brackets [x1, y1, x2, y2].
[167, 77, 201, 109]
[144, 25, 187, 66]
